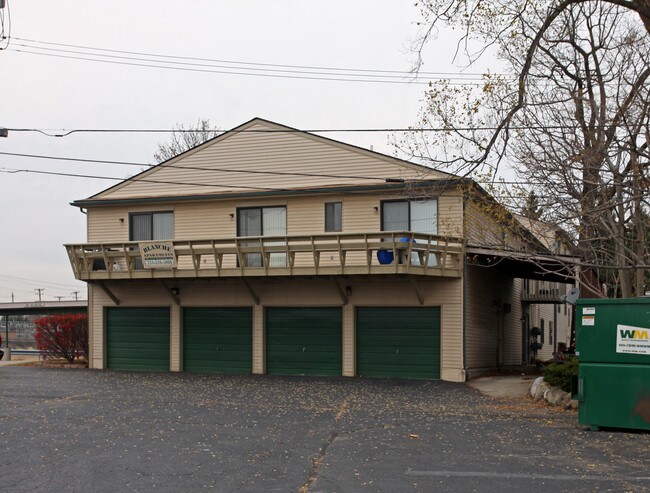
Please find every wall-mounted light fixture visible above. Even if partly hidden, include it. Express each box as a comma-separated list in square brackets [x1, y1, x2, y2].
[373, 206, 379, 214]
[119, 218, 124, 223]
[170, 287, 180, 296]
[229, 213, 235, 219]
[345, 286, 352, 296]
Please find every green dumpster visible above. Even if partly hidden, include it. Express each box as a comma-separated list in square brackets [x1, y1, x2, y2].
[576, 298, 650, 431]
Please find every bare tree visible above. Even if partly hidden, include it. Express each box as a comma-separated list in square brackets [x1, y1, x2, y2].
[413, 0, 649, 173]
[507, 4, 650, 297]
[153, 118, 221, 164]
[406, 2, 649, 296]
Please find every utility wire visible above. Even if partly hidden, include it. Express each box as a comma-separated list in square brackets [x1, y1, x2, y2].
[14, 36, 509, 79]
[11, 48, 486, 86]
[0, 151, 389, 181]
[0, 165, 582, 193]
[0, 274, 83, 289]
[4, 123, 621, 138]
[11, 41, 492, 82]
[0, 167, 293, 191]
[0, 149, 570, 185]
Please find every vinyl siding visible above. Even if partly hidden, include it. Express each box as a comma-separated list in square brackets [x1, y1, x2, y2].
[85, 190, 463, 244]
[170, 304, 181, 371]
[465, 198, 526, 251]
[465, 265, 524, 372]
[87, 276, 464, 381]
[527, 281, 573, 361]
[91, 120, 448, 201]
[253, 305, 264, 374]
[87, 284, 95, 369]
[90, 285, 108, 369]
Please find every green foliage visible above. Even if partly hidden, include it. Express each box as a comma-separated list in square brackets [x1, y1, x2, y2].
[544, 358, 578, 392]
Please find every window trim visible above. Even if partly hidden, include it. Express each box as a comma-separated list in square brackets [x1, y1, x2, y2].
[236, 205, 287, 237]
[128, 210, 174, 241]
[324, 201, 343, 232]
[379, 199, 438, 232]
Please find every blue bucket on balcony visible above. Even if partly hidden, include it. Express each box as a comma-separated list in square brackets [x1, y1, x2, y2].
[377, 237, 414, 265]
[377, 249, 394, 265]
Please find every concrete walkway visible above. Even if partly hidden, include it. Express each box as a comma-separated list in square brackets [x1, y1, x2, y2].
[0, 353, 40, 367]
[468, 374, 538, 399]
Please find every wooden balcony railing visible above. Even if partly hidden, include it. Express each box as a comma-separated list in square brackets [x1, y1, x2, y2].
[521, 280, 564, 303]
[65, 231, 464, 281]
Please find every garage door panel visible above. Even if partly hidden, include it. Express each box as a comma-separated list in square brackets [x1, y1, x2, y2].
[357, 307, 440, 380]
[183, 308, 252, 374]
[266, 307, 342, 376]
[106, 307, 170, 372]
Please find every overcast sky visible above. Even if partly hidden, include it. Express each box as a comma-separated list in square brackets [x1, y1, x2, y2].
[0, 1, 497, 302]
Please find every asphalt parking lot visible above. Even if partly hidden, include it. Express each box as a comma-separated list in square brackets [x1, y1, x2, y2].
[1, 368, 649, 493]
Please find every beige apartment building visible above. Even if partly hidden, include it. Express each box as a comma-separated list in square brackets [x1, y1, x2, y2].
[65, 118, 575, 382]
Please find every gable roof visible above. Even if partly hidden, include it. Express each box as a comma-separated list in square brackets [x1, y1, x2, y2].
[78, 117, 452, 205]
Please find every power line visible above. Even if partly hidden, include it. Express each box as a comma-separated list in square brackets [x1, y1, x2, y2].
[0, 149, 570, 186]
[0, 274, 84, 289]
[0, 164, 586, 191]
[11, 48, 488, 87]
[11, 42, 490, 82]
[0, 167, 293, 191]
[14, 36, 508, 79]
[3, 123, 619, 138]
[0, 150, 146, 166]
[0, 150, 390, 181]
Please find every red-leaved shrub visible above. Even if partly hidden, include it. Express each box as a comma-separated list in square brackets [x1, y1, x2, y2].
[34, 314, 88, 363]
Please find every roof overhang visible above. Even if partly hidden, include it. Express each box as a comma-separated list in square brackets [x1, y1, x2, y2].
[466, 246, 578, 283]
[71, 178, 467, 208]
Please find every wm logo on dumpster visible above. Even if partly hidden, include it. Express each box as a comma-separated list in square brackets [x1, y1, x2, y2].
[619, 329, 649, 340]
[617, 324, 650, 356]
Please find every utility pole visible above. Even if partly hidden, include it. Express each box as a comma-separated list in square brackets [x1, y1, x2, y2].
[34, 288, 45, 302]
[54, 296, 64, 302]
[11, 292, 14, 303]
[71, 291, 80, 301]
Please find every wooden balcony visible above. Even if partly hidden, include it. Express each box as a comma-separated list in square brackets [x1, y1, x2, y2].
[65, 231, 464, 281]
[521, 280, 564, 303]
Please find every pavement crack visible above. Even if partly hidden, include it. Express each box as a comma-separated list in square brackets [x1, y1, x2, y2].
[298, 431, 338, 493]
[335, 399, 349, 422]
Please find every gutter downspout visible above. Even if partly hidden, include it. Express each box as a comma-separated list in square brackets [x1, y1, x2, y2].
[554, 300, 558, 354]
[461, 193, 468, 381]
[462, 254, 468, 381]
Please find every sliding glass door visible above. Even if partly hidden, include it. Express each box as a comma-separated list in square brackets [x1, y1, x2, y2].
[381, 200, 438, 265]
[237, 206, 287, 267]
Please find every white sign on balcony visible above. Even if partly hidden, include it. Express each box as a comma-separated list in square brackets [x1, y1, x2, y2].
[139, 241, 177, 269]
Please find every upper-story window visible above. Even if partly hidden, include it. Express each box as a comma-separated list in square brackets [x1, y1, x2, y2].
[324, 202, 342, 232]
[381, 199, 437, 234]
[237, 206, 287, 267]
[130, 211, 174, 241]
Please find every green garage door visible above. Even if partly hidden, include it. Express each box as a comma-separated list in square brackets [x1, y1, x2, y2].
[183, 307, 252, 374]
[106, 307, 170, 371]
[266, 307, 342, 376]
[357, 307, 441, 379]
